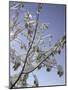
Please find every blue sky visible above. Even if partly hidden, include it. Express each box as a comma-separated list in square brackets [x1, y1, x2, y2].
[10, 2, 66, 87]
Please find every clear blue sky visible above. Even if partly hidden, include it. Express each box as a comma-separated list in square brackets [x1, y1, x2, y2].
[10, 2, 66, 87]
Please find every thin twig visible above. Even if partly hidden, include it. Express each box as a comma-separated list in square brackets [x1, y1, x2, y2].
[22, 35, 66, 74]
[10, 6, 40, 89]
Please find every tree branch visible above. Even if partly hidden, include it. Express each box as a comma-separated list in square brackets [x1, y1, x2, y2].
[10, 5, 40, 89]
[22, 35, 66, 74]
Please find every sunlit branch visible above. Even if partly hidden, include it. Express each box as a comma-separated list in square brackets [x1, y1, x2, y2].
[10, 3, 42, 89]
[22, 35, 66, 74]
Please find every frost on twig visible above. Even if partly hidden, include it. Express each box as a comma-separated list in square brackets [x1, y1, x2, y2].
[33, 74, 39, 87]
[10, 74, 28, 88]
[9, 1, 66, 88]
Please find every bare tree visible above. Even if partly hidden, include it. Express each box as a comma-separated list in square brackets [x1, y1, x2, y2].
[9, 1, 66, 89]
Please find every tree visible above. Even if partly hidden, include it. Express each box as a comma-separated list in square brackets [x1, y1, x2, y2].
[9, 1, 66, 89]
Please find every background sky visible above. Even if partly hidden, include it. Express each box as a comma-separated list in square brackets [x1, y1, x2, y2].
[10, 2, 66, 87]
